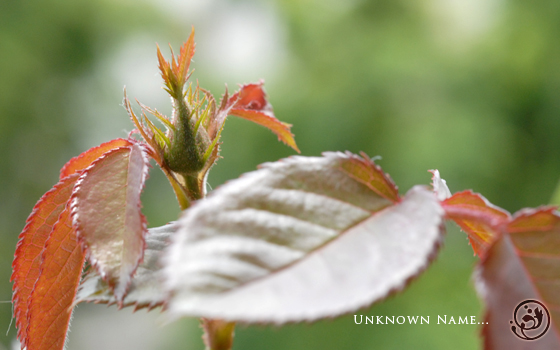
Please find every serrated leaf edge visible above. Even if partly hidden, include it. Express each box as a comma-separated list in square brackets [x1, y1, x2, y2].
[69, 142, 151, 304]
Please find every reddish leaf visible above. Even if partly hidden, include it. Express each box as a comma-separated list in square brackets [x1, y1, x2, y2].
[506, 208, 560, 326]
[27, 208, 85, 350]
[228, 109, 299, 152]
[477, 229, 560, 349]
[443, 190, 510, 256]
[11, 174, 79, 345]
[338, 151, 399, 203]
[231, 82, 268, 110]
[157, 29, 195, 95]
[228, 82, 299, 153]
[71, 143, 149, 302]
[173, 29, 195, 88]
[508, 207, 559, 233]
[59, 138, 133, 179]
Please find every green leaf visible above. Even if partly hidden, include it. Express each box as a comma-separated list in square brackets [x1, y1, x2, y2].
[76, 222, 178, 310]
[71, 142, 150, 303]
[163, 152, 444, 323]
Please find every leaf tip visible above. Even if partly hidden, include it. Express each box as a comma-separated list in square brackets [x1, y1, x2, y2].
[429, 169, 451, 201]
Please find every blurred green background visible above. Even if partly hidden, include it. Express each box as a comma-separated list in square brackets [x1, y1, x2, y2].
[2, 0, 560, 349]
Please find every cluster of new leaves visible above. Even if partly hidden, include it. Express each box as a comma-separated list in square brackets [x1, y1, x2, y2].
[11, 29, 298, 350]
[11, 137, 150, 350]
[11, 30, 560, 350]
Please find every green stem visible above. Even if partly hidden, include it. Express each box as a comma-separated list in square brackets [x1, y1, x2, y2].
[201, 319, 236, 350]
[185, 174, 203, 201]
[162, 167, 191, 210]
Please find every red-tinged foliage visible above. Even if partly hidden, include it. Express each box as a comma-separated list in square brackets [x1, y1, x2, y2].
[508, 207, 559, 232]
[229, 109, 299, 153]
[157, 29, 195, 96]
[71, 143, 149, 302]
[231, 82, 268, 110]
[12, 30, 306, 350]
[174, 31, 195, 88]
[27, 208, 85, 350]
[59, 138, 133, 179]
[442, 190, 511, 256]
[227, 82, 299, 153]
[506, 208, 560, 326]
[338, 151, 399, 203]
[11, 174, 79, 345]
[478, 231, 560, 349]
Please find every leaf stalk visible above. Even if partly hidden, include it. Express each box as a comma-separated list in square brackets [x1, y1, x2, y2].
[201, 319, 236, 350]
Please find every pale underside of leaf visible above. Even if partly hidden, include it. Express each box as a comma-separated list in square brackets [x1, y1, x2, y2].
[71, 143, 149, 302]
[164, 152, 444, 324]
[476, 233, 560, 349]
[76, 222, 178, 310]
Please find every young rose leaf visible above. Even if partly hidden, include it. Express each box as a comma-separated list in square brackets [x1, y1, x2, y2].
[76, 222, 178, 310]
[12, 176, 79, 345]
[71, 142, 150, 302]
[12, 139, 138, 345]
[27, 208, 85, 350]
[227, 82, 299, 153]
[164, 152, 444, 323]
[506, 208, 560, 327]
[443, 190, 510, 256]
[59, 138, 133, 179]
[157, 29, 195, 97]
[477, 222, 560, 349]
[338, 151, 399, 203]
[11, 174, 79, 345]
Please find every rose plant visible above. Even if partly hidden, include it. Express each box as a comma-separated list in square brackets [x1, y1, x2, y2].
[11, 29, 560, 350]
